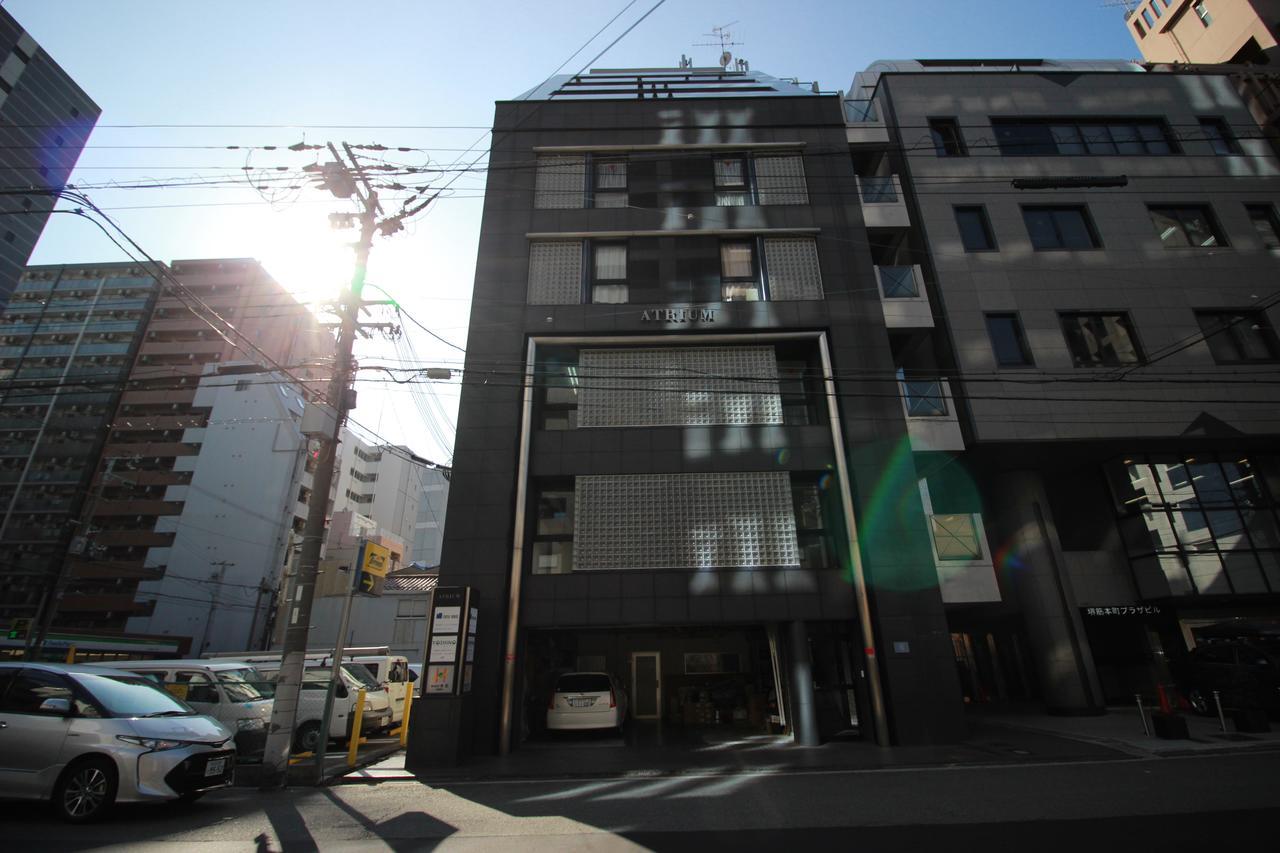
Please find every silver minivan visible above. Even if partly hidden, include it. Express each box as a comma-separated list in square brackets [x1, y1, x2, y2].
[89, 660, 273, 759]
[0, 663, 235, 822]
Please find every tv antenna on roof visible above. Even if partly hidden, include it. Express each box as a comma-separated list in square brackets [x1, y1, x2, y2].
[695, 22, 744, 70]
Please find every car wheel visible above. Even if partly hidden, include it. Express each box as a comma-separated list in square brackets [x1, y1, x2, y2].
[294, 721, 322, 754]
[54, 757, 118, 823]
[1186, 688, 1212, 716]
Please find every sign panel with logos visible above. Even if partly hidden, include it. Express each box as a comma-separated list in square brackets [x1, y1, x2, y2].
[420, 586, 476, 696]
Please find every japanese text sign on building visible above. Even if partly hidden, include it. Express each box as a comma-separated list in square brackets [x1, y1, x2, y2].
[422, 586, 475, 696]
[1084, 605, 1162, 617]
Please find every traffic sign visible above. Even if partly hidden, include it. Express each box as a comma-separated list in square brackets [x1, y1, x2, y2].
[353, 541, 391, 597]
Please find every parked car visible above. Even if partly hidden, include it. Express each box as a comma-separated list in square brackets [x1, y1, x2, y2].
[1177, 640, 1280, 715]
[248, 662, 378, 752]
[87, 660, 273, 759]
[546, 672, 627, 733]
[0, 662, 234, 822]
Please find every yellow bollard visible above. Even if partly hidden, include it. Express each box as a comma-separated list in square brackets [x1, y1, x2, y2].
[347, 688, 366, 767]
[64, 645, 76, 664]
[399, 687, 414, 748]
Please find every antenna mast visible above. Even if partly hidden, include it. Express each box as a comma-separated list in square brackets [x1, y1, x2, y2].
[694, 21, 745, 71]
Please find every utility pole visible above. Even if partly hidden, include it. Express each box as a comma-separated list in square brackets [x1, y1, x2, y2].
[199, 560, 235, 655]
[259, 143, 402, 788]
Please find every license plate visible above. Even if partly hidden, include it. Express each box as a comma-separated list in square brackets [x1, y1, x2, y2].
[568, 697, 594, 708]
[204, 757, 227, 777]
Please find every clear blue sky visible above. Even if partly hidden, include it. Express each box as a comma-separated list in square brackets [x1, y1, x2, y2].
[4, 0, 1139, 462]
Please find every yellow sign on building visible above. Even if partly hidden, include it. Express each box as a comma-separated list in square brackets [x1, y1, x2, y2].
[361, 541, 391, 578]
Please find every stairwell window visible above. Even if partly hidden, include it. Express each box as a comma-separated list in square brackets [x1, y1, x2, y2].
[1022, 206, 1101, 250]
[1199, 118, 1240, 155]
[1148, 204, 1226, 248]
[592, 158, 628, 208]
[591, 243, 628, 304]
[720, 240, 760, 301]
[929, 118, 967, 157]
[714, 155, 750, 206]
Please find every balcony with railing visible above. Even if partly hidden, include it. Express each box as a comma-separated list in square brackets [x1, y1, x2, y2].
[843, 98, 888, 144]
[874, 264, 933, 328]
[898, 372, 964, 452]
[855, 175, 910, 227]
[918, 479, 1000, 604]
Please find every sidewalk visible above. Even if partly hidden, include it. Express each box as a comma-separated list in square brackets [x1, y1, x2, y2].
[970, 704, 1280, 758]
[337, 717, 1133, 785]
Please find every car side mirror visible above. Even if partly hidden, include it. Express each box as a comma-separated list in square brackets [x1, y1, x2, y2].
[40, 697, 72, 715]
[336, 682, 349, 699]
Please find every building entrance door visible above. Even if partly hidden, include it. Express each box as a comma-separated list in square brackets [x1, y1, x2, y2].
[631, 651, 661, 720]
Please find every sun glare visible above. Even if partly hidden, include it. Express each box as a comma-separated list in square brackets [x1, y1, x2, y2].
[254, 206, 357, 306]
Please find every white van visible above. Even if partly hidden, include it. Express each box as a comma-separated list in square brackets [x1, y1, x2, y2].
[207, 650, 397, 728]
[88, 659, 273, 759]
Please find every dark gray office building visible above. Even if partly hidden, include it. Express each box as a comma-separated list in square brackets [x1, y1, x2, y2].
[429, 66, 972, 758]
[0, 8, 100, 310]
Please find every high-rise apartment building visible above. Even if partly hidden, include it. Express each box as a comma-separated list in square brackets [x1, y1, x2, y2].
[0, 9, 100, 310]
[0, 258, 329, 645]
[0, 264, 160, 627]
[424, 59, 1280, 761]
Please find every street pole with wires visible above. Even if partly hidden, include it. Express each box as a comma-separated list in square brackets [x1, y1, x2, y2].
[259, 143, 397, 788]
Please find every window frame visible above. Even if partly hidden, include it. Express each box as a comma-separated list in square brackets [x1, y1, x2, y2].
[713, 153, 752, 207]
[1059, 311, 1146, 367]
[719, 238, 764, 301]
[1147, 203, 1228, 248]
[954, 205, 997, 252]
[1194, 310, 1280, 364]
[1021, 205, 1102, 251]
[992, 118, 1177, 156]
[530, 480, 575, 575]
[590, 155, 628, 209]
[1199, 117, 1240, 155]
[590, 240, 629, 304]
[928, 117, 967, 157]
[1245, 203, 1280, 250]
[1193, 1, 1211, 27]
[985, 313, 1035, 367]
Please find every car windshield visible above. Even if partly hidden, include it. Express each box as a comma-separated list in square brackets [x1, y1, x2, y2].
[556, 674, 612, 693]
[343, 662, 381, 690]
[75, 673, 197, 718]
[217, 667, 273, 702]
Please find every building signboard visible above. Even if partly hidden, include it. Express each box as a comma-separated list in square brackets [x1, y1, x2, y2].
[421, 586, 475, 696]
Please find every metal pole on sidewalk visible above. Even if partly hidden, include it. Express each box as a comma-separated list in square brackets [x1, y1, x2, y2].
[1135, 693, 1150, 737]
[315, 542, 362, 783]
[1213, 690, 1228, 733]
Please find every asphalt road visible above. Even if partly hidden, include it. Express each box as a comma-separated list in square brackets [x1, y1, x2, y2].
[2, 751, 1277, 851]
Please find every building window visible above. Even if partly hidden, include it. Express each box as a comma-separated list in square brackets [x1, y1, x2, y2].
[954, 206, 996, 251]
[531, 484, 574, 575]
[993, 119, 1175, 156]
[1194, 310, 1280, 363]
[592, 158, 627, 208]
[792, 477, 834, 569]
[537, 349, 579, 430]
[396, 599, 428, 617]
[762, 237, 823, 300]
[985, 313, 1033, 367]
[1022, 206, 1100, 250]
[720, 240, 760, 301]
[900, 375, 948, 417]
[1133, 19, 1145, 38]
[1246, 204, 1280, 249]
[1141, 8, 1155, 27]
[753, 153, 809, 204]
[714, 155, 750, 206]
[931, 514, 984, 560]
[1149, 1, 1162, 18]
[1194, 1, 1211, 27]
[929, 118, 967, 157]
[591, 242, 628, 304]
[1199, 117, 1240, 155]
[533, 154, 586, 209]
[1148, 204, 1225, 247]
[1061, 312, 1143, 366]
[527, 240, 584, 305]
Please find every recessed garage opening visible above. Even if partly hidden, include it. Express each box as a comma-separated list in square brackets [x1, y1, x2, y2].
[520, 623, 865, 746]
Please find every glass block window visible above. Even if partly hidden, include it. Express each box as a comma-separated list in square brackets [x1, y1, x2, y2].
[763, 237, 823, 300]
[534, 155, 586, 209]
[527, 241, 582, 305]
[753, 154, 808, 205]
[578, 345, 782, 428]
[574, 472, 800, 570]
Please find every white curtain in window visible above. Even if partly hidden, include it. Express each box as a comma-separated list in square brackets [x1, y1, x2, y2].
[594, 244, 627, 280]
[720, 242, 754, 279]
[714, 157, 745, 187]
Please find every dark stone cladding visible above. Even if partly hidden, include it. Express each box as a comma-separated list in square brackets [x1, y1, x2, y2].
[438, 92, 966, 753]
